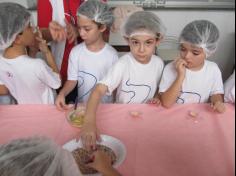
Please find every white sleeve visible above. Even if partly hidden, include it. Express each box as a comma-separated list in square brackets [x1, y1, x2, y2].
[37, 60, 61, 89]
[159, 62, 177, 93]
[0, 79, 3, 84]
[98, 61, 124, 95]
[210, 66, 224, 96]
[67, 50, 79, 81]
[224, 71, 235, 103]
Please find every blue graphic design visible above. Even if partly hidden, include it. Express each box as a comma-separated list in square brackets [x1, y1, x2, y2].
[177, 91, 202, 104]
[121, 79, 151, 103]
[77, 71, 97, 101]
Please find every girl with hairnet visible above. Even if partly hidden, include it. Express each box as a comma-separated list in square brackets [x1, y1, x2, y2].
[0, 137, 121, 176]
[80, 11, 166, 150]
[55, 0, 118, 110]
[159, 20, 225, 113]
[0, 3, 61, 104]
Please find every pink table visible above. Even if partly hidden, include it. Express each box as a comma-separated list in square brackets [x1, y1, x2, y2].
[0, 104, 235, 176]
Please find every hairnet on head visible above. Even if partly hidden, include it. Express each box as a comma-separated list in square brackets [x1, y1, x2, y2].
[0, 2, 31, 50]
[0, 137, 81, 176]
[179, 20, 220, 58]
[77, 0, 114, 27]
[121, 11, 166, 38]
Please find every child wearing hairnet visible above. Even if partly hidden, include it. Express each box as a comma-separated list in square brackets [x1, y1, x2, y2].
[224, 70, 235, 104]
[56, 0, 118, 110]
[80, 11, 166, 149]
[0, 137, 121, 176]
[159, 20, 225, 113]
[0, 3, 61, 104]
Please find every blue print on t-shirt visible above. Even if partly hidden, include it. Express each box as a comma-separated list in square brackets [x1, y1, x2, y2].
[121, 79, 151, 103]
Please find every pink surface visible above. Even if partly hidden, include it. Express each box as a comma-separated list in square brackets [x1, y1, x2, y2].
[0, 104, 235, 176]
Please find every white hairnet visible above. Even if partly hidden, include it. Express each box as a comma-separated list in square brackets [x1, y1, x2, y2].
[121, 11, 166, 38]
[77, 0, 114, 27]
[0, 3, 31, 50]
[179, 20, 220, 58]
[0, 137, 82, 176]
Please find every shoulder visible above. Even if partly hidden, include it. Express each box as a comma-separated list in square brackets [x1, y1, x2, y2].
[205, 60, 221, 72]
[105, 44, 118, 54]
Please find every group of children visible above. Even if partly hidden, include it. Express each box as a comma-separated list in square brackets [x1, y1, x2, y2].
[0, 1, 235, 147]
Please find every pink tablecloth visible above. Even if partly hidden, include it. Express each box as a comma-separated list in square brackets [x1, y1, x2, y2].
[0, 104, 235, 176]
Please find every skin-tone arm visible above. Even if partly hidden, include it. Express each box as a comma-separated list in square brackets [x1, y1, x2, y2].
[81, 84, 108, 150]
[88, 151, 122, 176]
[147, 88, 161, 106]
[0, 85, 9, 95]
[55, 80, 78, 110]
[161, 59, 187, 108]
[36, 29, 59, 73]
[210, 94, 226, 113]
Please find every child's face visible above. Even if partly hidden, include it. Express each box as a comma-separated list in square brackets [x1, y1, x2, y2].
[18, 24, 36, 47]
[127, 35, 160, 64]
[180, 42, 206, 70]
[77, 16, 106, 45]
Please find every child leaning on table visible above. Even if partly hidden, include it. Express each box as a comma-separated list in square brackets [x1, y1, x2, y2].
[159, 20, 225, 113]
[55, 0, 118, 110]
[80, 11, 166, 149]
[0, 3, 61, 104]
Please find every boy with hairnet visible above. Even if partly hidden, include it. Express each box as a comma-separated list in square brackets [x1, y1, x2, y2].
[80, 11, 166, 149]
[159, 20, 225, 113]
[56, 0, 118, 110]
[0, 3, 61, 104]
[0, 137, 121, 176]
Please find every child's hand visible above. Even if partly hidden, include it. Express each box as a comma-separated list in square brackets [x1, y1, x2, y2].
[49, 21, 67, 42]
[147, 98, 161, 106]
[55, 93, 70, 111]
[35, 28, 50, 54]
[80, 121, 100, 151]
[65, 19, 79, 44]
[211, 101, 226, 113]
[175, 58, 187, 78]
[86, 150, 113, 173]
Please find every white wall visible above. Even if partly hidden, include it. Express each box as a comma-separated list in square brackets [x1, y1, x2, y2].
[110, 9, 235, 81]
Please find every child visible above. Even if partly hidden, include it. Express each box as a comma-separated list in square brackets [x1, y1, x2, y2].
[159, 20, 225, 113]
[56, 0, 118, 110]
[80, 11, 166, 149]
[0, 137, 121, 176]
[224, 70, 235, 104]
[0, 3, 61, 104]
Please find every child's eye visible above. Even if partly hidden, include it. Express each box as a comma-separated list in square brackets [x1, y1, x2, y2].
[193, 52, 200, 56]
[131, 41, 139, 46]
[145, 40, 154, 46]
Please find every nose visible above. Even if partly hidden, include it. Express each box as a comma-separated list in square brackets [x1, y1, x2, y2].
[138, 43, 145, 53]
[79, 29, 86, 38]
[183, 51, 192, 61]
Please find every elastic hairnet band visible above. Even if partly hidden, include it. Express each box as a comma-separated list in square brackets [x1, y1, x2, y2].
[129, 31, 157, 38]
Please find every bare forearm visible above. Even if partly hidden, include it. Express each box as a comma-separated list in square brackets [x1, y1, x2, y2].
[210, 94, 224, 104]
[101, 166, 122, 176]
[161, 76, 184, 108]
[59, 80, 77, 97]
[85, 84, 107, 123]
[44, 51, 59, 73]
[0, 85, 9, 95]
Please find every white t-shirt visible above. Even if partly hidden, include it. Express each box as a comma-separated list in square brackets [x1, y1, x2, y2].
[159, 60, 224, 103]
[0, 55, 61, 104]
[68, 43, 118, 103]
[224, 71, 235, 103]
[99, 53, 164, 104]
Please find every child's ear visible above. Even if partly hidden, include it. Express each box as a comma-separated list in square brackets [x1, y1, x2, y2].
[124, 37, 129, 43]
[99, 24, 107, 33]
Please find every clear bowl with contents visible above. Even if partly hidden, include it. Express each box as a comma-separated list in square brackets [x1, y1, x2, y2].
[66, 106, 86, 128]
